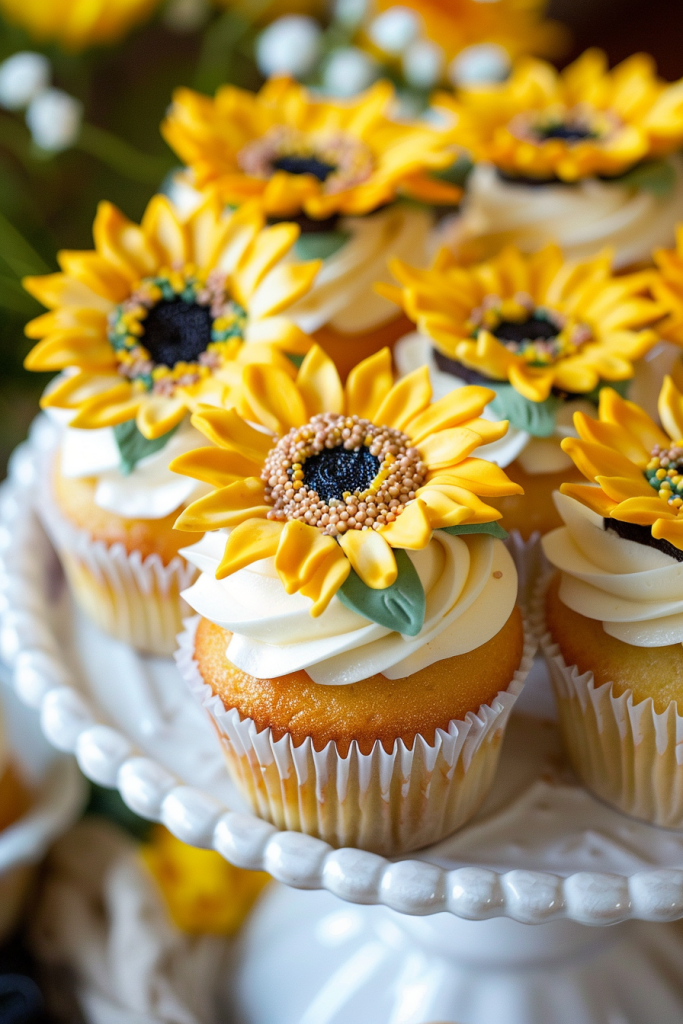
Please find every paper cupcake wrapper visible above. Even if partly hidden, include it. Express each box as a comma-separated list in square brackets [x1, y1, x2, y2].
[176, 615, 535, 856]
[37, 464, 196, 658]
[506, 529, 546, 613]
[534, 572, 683, 829]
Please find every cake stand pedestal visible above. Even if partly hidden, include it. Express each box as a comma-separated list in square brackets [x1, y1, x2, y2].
[4, 420, 683, 1024]
[234, 887, 683, 1024]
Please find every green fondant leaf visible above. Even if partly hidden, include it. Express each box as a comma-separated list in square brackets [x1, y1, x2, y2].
[294, 230, 350, 262]
[286, 353, 306, 369]
[440, 522, 508, 540]
[580, 378, 630, 406]
[337, 548, 425, 636]
[489, 382, 562, 437]
[433, 154, 473, 188]
[610, 159, 676, 197]
[113, 420, 180, 475]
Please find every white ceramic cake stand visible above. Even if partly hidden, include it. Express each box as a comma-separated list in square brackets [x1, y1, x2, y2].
[4, 417, 683, 1024]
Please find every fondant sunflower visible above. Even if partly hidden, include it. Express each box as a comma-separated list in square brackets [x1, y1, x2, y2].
[561, 377, 683, 552]
[382, 243, 665, 403]
[171, 345, 521, 617]
[438, 48, 683, 182]
[23, 195, 320, 440]
[0, 0, 160, 49]
[161, 77, 462, 221]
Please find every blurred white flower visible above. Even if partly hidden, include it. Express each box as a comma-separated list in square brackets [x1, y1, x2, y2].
[26, 89, 83, 152]
[367, 6, 421, 57]
[333, 0, 368, 29]
[322, 47, 378, 97]
[162, 0, 211, 32]
[0, 52, 50, 111]
[402, 39, 444, 89]
[256, 15, 322, 79]
[448, 43, 511, 86]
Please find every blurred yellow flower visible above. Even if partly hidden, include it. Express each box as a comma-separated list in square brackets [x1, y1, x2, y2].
[439, 48, 683, 182]
[382, 243, 665, 402]
[141, 825, 269, 935]
[0, 0, 162, 50]
[162, 77, 461, 221]
[375, 0, 567, 66]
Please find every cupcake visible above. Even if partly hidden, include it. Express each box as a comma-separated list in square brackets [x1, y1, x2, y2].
[171, 344, 532, 855]
[541, 377, 683, 827]
[386, 242, 667, 539]
[436, 49, 683, 269]
[161, 76, 462, 379]
[23, 193, 320, 655]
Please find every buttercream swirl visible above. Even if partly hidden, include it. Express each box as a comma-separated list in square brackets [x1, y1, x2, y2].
[181, 530, 517, 685]
[286, 204, 433, 334]
[46, 401, 206, 520]
[443, 158, 683, 269]
[543, 491, 683, 647]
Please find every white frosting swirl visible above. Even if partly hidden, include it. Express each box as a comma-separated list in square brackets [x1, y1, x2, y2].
[543, 491, 683, 647]
[181, 530, 517, 684]
[46, 405, 206, 520]
[286, 205, 433, 334]
[442, 157, 683, 269]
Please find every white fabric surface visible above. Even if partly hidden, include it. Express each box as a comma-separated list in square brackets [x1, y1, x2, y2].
[29, 820, 231, 1024]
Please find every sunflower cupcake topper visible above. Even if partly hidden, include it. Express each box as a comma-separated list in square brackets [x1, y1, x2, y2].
[382, 242, 666, 437]
[171, 345, 522, 632]
[161, 77, 462, 223]
[439, 48, 683, 185]
[23, 194, 321, 470]
[560, 377, 683, 555]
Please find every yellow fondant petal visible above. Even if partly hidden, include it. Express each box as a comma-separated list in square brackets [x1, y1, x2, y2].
[169, 447, 262, 486]
[214, 519, 284, 579]
[190, 407, 273, 463]
[339, 528, 398, 589]
[405, 386, 496, 443]
[344, 348, 393, 420]
[560, 482, 618, 517]
[427, 458, 523, 497]
[373, 367, 432, 432]
[241, 363, 308, 436]
[377, 499, 433, 549]
[275, 520, 340, 595]
[39, 372, 122, 410]
[651, 517, 683, 552]
[299, 547, 351, 617]
[296, 345, 344, 418]
[136, 395, 187, 440]
[658, 375, 683, 443]
[174, 478, 270, 532]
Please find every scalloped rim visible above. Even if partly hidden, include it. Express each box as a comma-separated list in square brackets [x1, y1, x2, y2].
[3, 422, 683, 924]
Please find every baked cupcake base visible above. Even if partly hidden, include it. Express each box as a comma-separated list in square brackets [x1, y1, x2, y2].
[39, 456, 198, 657]
[176, 610, 534, 855]
[539, 574, 683, 829]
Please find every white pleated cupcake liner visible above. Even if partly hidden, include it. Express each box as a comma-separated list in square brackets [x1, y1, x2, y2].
[534, 571, 683, 829]
[36, 456, 196, 658]
[176, 615, 536, 856]
[506, 529, 546, 613]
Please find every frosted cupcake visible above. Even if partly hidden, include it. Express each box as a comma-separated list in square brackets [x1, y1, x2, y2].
[541, 378, 683, 827]
[172, 345, 532, 854]
[386, 242, 667, 539]
[23, 193, 320, 655]
[436, 49, 683, 269]
[161, 76, 462, 378]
